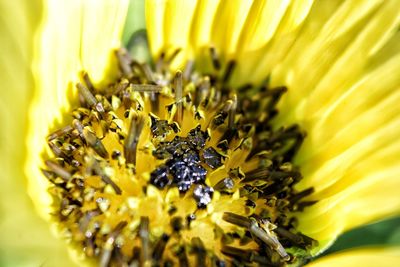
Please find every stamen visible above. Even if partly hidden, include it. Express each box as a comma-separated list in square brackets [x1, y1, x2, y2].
[176, 246, 189, 267]
[174, 70, 183, 124]
[222, 60, 236, 83]
[139, 216, 151, 265]
[124, 113, 145, 165]
[153, 234, 170, 261]
[209, 47, 221, 70]
[76, 83, 105, 115]
[222, 212, 251, 228]
[130, 84, 163, 92]
[140, 62, 155, 83]
[92, 159, 122, 195]
[47, 125, 73, 141]
[99, 221, 127, 267]
[223, 213, 289, 261]
[82, 71, 95, 93]
[167, 48, 182, 64]
[228, 94, 237, 129]
[116, 48, 133, 76]
[183, 60, 194, 81]
[191, 237, 207, 267]
[213, 177, 234, 192]
[83, 128, 109, 158]
[72, 119, 85, 140]
[155, 52, 165, 74]
[249, 221, 289, 261]
[44, 160, 71, 181]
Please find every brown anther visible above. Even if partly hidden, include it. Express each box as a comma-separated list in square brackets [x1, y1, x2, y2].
[222, 212, 251, 228]
[47, 125, 73, 141]
[82, 71, 95, 93]
[221, 246, 252, 263]
[116, 48, 133, 76]
[124, 113, 145, 165]
[152, 234, 170, 261]
[83, 128, 109, 158]
[249, 221, 290, 261]
[76, 82, 105, 115]
[209, 47, 221, 71]
[139, 217, 151, 265]
[99, 221, 127, 267]
[155, 52, 165, 74]
[45, 160, 71, 181]
[183, 60, 194, 81]
[91, 160, 122, 195]
[228, 94, 237, 129]
[191, 237, 206, 267]
[138, 62, 155, 83]
[289, 187, 314, 204]
[130, 84, 163, 92]
[48, 142, 67, 158]
[76, 82, 97, 107]
[167, 48, 182, 64]
[222, 60, 236, 83]
[174, 70, 183, 124]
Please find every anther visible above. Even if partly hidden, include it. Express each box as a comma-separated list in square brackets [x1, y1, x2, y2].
[99, 221, 127, 267]
[92, 160, 122, 195]
[191, 237, 207, 267]
[82, 71, 95, 93]
[130, 84, 163, 92]
[183, 60, 194, 81]
[222, 60, 236, 84]
[222, 212, 251, 228]
[83, 128, 109, 158]
[213, 177, 234, 192]
[45, 160, 71, 181]
[155, 52, 165, 74]
[228, 94, 237, 129]
[139, 217, 151, 265]
[289, 187, 314, 204]
[174, 70, 183, 124]
[47, 125, 73, 141]
[76, 83, 105, 115]
[141, 62, 155, 83]
[221, 246, 252, 263]
[152, 234, 170, 261]
[116, 48, 133, 77]
[48, 142, 68, 159]
[209, 47, 221, 71]
[249, 221, 289, 261]
[72, 119, 85, 140]
[131, 61, 154, 83]
[167, 48, 182, 64]
[124, 113, 145, 165]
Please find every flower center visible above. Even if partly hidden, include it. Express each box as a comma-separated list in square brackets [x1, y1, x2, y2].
[43, 48, 317, 266]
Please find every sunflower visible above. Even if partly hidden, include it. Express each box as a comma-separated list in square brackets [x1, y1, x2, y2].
[1, 0, 400, 266]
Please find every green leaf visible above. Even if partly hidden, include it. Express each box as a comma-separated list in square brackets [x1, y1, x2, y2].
[323, 216, 400, 255]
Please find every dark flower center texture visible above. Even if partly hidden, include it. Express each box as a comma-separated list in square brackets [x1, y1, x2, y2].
[42, 47, 317, 267]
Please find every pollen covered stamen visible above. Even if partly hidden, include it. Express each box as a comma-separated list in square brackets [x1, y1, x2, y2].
[42, 48, 317, 266]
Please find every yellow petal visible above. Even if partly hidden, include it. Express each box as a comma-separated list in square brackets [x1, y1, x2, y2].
[0, 0, 75, 265]
[271, 0, 400, 250]
[146, 0, 314, 84]
[307, 247, 400, 267]
[1, 0, 128, 265]
[146, 0, 198, 69]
